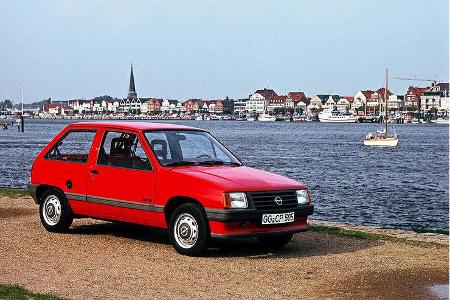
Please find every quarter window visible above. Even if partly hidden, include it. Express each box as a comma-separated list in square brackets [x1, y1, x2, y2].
[45, 130, 96, 163]
[98, 131, 152, 171]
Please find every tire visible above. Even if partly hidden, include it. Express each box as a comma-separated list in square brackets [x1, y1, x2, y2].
[258, 233, 293, 248]
[39, 188, 73, 232]
[169, 203, 210, 256]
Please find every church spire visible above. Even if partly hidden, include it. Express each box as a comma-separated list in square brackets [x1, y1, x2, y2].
[128, 63, 137, 99]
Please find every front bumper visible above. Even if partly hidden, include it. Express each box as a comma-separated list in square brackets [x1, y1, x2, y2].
[205, 204, 314, 238]
[205, 204, 314, 222]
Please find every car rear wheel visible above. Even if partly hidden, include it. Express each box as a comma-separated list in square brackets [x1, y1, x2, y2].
[258, 233, 293, 248]
[169, 203, 210, 256]
[39, 188, 73, 232]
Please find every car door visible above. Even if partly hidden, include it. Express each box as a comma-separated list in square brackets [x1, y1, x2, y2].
[41, 128, 97, 214]
[86, 128, 157, 224]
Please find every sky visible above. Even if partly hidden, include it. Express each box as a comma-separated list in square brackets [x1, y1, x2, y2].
[0, 0, 448, 103]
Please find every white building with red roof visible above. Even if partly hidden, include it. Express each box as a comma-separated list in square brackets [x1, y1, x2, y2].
[353, 90, 373, 111]
[246, 88, 278, 113]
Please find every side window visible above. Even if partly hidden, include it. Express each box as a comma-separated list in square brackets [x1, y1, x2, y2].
[46, 130, 96, 163]
[97, 131, 151, 171]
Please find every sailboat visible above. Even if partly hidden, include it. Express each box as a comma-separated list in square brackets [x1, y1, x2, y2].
[364, 69, 399, 147]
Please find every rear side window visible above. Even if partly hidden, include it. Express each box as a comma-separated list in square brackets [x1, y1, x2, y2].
[97, 131, 152, 171]
[45, 130, 96, 163]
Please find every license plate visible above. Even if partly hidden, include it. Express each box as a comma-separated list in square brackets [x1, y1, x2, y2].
[261, 212, 295, 225]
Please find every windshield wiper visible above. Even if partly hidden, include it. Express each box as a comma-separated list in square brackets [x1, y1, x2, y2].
[197, 160, 241, 166]
[166, 160, 242, 167]
[165, 161, 198, 167]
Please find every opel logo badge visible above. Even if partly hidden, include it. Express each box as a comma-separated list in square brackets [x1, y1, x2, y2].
[274, 196, 283, 205]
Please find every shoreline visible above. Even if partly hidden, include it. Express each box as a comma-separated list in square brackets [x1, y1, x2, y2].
[309, 220, 448, 246]
[2, 115, 449, 124]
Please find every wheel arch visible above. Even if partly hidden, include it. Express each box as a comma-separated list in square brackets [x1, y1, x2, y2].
[164, 196, 204, 226]
[35, 184, 64, 204]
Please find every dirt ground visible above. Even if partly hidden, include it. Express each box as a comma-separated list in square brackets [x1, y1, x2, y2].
[0, 196, 448, 300]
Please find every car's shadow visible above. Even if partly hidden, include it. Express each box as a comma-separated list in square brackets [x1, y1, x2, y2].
[70, 221, 381, 259]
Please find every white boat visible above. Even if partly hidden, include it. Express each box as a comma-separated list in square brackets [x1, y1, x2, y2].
[364, 130, 398, 147]
[434, 118, 450, 124]
[293, 116, 306, 122]
[246, 117, 255, 122]
[318, 109, 356, 123]
[411, 118, 419, 124]
[195, 116, 203, 121]
[364, 69, 399, 147]
[258, 114, 276, 122]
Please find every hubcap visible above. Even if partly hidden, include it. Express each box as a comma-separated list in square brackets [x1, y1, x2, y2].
[42, 195, 62, 226]
[174, 213, 198, 249]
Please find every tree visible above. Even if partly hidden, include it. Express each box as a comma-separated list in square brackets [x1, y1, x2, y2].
[0, 99, 13, 109]
[92, 95, 113, 102]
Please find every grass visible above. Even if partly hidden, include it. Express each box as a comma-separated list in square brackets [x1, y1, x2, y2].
[310, 224, 396, 241]
[0, 284, 65, 300]
[309, 224, 446, 247]
[0, 187, 29, 198]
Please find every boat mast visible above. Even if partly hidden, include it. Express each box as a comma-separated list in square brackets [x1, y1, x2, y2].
[384, 68, 388, 135]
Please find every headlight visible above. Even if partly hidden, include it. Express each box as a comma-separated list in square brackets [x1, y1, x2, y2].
[224, 192, 248, 208]
[296, 189, 310, 204]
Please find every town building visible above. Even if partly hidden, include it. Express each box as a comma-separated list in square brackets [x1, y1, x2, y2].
[366, 88, 392, 115]
[145, 98, 163, 115]
[405, 86, 427, 112]
[285, 92, 306, 109]
[308, 95, 339, 111]
[212, 100, 223, 114]
[69, 99, 93, 114]
[353, 90, 373, 112]
[184, 99, 201, 114]
[336, 96, 353, 112]
[420, 82, 449, 115]
[233, 99, 248, 116]
[267, 95, 287, 112]
[387, 95, 403, 111]
[42, 102, 72, 116]
[246, 88, 278, 114]
[161, 99, 183, 113]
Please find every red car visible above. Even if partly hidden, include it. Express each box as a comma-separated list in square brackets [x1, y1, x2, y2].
[28, 122, 313, 256]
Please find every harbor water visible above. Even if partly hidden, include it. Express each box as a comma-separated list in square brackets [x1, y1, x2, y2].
[0, 119, 448, 233]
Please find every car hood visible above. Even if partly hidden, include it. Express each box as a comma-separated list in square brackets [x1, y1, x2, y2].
[169, 166, 305, 191]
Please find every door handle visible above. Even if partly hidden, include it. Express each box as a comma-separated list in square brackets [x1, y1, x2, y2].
[90, 169, 99, 175]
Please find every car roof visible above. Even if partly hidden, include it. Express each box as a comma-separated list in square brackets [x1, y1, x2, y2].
[68, 121, 204, 131]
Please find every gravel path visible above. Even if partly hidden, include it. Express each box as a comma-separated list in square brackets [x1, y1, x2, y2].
[0, 197, 448, 300]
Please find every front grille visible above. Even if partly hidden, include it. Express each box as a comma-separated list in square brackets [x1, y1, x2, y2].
[248, 190, 298, 211]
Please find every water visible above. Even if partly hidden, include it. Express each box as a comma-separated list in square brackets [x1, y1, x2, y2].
[430, 285, 449, 300]
[0, 119, 448, 233]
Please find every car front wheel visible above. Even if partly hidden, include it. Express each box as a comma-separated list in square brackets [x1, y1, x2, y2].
[169, 203, 210, 256]
[39, 188, 73, 232]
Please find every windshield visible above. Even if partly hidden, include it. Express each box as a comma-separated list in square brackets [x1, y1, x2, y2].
[144, 130, 242, 167]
